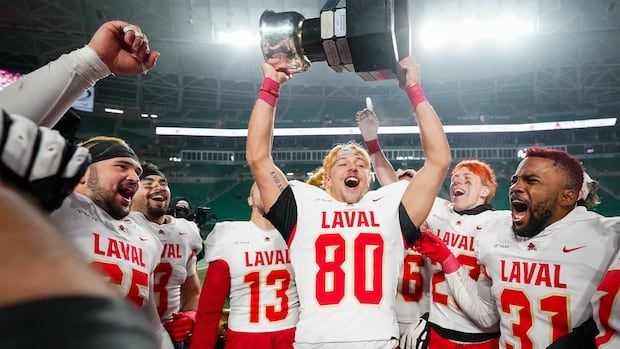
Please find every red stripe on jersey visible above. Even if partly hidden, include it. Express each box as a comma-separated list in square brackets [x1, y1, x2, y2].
[287, 224, 297, 247]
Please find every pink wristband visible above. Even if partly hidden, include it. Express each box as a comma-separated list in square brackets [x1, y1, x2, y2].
[406, 84, 427, 109]
[365, 139, 381, 155]
[441, 253, 461, 274]
[258, 77, 281, 107]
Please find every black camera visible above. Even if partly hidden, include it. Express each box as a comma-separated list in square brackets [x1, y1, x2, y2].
[168, 197, 215, 229]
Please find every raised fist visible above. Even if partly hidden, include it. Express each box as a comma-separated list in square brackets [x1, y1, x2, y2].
[356, 108, 380, 142]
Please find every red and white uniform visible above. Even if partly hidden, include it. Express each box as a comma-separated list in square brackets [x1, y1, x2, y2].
[425, 198, 506, 341]
[267, 180, 418, 347]
[129, 212, 203, 321]
[446, 206, 620, 349]
[395, 247, 428, 334]
[593, 238, 620, 349]
[192, 221, 299, 349]
[51, 193, 163, 306]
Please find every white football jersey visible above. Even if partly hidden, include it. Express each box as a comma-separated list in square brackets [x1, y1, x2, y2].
[129, 212, 203, 320]
[425, 197, 508, 334]
[395, 247, 429, 331]
[288, 180, 408, 344]
[593, 237, 620, 349]
[205, 221, 299, 332]
[51, 193, 163, 307]
[477, 206, 620, 349]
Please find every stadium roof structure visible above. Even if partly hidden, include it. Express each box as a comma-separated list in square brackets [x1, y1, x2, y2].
[1, 0, 620, 133]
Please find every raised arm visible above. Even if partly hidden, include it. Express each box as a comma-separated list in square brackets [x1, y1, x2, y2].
[246, 59, 291, 211]
[398, 57, 451, 228]
[417, 231, 499, 328]
[0, 20, 159, 127]
[356, 105, 398, 186]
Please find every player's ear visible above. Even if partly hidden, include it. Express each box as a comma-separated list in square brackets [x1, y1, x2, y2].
[247, 195, 253, 208]
[480, 186, 490, 199]
[78, 166, 91, 185]
[559, 188, 578, 208]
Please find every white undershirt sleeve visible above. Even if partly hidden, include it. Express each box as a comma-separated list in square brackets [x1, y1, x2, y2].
[444, 266, 500, 329]
[0, 45, 111, 127]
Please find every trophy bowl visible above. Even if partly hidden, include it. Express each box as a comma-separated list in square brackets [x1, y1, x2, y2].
[259, 10, 311, 74]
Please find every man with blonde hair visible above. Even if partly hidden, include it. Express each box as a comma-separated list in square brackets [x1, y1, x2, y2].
[246, 55, 451, 348]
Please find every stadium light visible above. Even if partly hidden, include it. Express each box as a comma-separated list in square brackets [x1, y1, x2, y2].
[155, 117, 616, 138]
[217, 30, 260, 47]
[104, 108, 124, 114]
[420, 17, 535, 49]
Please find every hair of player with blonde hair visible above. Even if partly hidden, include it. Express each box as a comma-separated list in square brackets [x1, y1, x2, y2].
[306, 167, 326, 188]
[305, 142, 371, 189]
[452, 160, 497, 203]
[78, 135, 130, 148]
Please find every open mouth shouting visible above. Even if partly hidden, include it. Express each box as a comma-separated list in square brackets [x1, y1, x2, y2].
[117, 183, 138, 207]
[510, 196, 529, 225]
[148, 191, 169, 207]
[452, 188, 465, 197]
[344, 176, 360, 188]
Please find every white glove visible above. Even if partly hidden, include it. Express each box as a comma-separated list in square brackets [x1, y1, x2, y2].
[399, 313, 429, 349]
[0, 110, 91, 211]
[355, 97, 380, 142]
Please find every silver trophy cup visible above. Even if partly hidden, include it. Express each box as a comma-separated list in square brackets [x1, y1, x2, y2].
[259, 10, 310, 74]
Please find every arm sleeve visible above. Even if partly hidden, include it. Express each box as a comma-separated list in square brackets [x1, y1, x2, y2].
[264, 185, 298, 242]
[191, 260, 231, 349]
[444, 266, 500, 329]
[0, 46, 110, 127]
[399, 203, 421, 246]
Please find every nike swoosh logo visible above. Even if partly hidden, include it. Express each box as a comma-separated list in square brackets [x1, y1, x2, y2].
[563, 246, 585, 253]
[372, 196, 384, 202]
[178, 232, 187, 235]
[139, 237, 148, 241]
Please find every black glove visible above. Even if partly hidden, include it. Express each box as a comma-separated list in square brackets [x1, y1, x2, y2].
[546, 317, 598, 349]
[0, 110, 91, 211]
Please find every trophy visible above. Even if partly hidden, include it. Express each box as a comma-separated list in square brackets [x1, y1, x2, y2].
[259, 0, 410, 81]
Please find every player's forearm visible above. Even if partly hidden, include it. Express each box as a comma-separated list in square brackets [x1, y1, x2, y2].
[413, 102, 451, 175]
[246, 98, 276, 167]
[180, 273, 201, 311]
[0, 46, 110, 127]
[444, 268, 499, 328]
[371, 152, 398, 186]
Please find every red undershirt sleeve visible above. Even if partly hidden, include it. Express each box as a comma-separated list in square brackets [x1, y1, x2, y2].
[190, 260, 230, 349]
